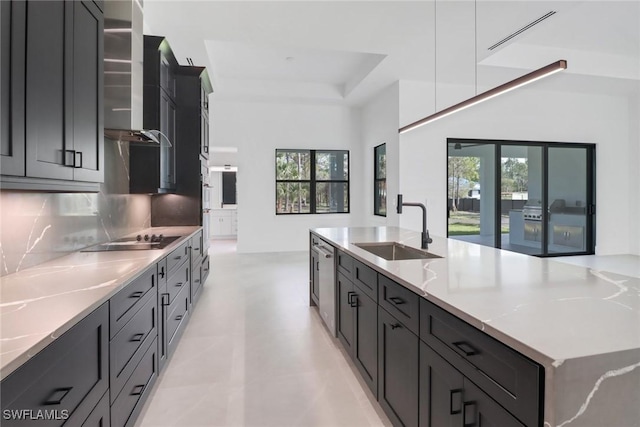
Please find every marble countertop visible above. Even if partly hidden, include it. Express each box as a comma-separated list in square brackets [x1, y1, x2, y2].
[311, 227, 640, 367]
[0, 226, 201, 380]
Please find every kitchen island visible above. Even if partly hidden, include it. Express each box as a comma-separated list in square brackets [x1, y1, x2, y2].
[311, 226, 640, 427]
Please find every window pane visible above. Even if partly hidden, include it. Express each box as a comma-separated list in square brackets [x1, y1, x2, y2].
[276, 182, 310, 213]
[276, 150, 310, 180]
[316, 151, 348, 180]
[316, 182, 348, 213]
[375, 144, 386, 179]
[375, 180, 387, 215]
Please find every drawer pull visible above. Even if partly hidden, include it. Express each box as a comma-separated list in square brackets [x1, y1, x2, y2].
[159, 266, 165, 278]
[389, 296, 405, 305]
[347, 291, 357, 307]
[174, 255, 182, 260]
[175, 282, 183, 287]
[161, 293, 170, 306]
[175, 314, 183, 321]
[131, 384, 145, 396]
[390, 323, 401, 330]
[43, 387, 72, 405]
[450, 389, 463, 415]
[130, 333, 145, 342]
[453, 341, 478, 357]
[463, 401, 477, 427]
[194, 279, 200, 284]
[130, 291, 144, 299]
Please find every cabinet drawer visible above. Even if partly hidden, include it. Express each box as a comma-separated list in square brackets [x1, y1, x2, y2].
[1, 303, 108, 427]
[166, 260, 190, 306]
[353, 259, 377, 302]
[201, 255, 210, 283]
[336, 250, 353, 277]
[191, 261, 203, 304]
[110, 338, 158, 427]
[166, 284, 190, 354]
[81, 391, 109, 427]
[379, 275, 419, 335]
[110, 292, 157, 403]
[166, 240, 190, 274]
[420, 299, 542, 427]
[110, 267, 156, 338]
[190, 230, 204, 260]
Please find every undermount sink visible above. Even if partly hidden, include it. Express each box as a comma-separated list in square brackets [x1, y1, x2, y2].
[354, 242, 442, 261]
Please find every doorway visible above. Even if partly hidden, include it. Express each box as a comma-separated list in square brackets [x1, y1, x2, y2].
[447, 139, 595, 256]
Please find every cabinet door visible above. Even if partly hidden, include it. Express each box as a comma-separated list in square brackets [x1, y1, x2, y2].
[419, 342, 464, 427]
[71, 0, 103, 182]
[159, 92, 176, 190]
[353, 291, 377, 397]
[1, 0, 26, 176]
[378, 307, 419, 427]
[200, 108, 209, 159]
[336, 273, 354, 354]
[25, 0, 74, 180]
[463, 379, 525, 427]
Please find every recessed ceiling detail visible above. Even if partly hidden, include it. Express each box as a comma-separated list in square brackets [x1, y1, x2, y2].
[205, 41, 386, 102]
[488, 11, 557, 51]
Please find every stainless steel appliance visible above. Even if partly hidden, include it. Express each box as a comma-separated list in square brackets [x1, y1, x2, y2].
[313, 242, 336, 336]
[81, 235, 181, 252]
[522, 204, 542, 221]
[522, 204, 543, 242]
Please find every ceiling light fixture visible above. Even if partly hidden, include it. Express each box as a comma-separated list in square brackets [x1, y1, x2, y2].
[398, 59, 567, 134]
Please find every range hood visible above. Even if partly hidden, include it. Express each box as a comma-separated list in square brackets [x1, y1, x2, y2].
[103, 0, 158, 143]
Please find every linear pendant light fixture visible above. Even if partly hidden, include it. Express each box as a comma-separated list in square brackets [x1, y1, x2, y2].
[398, 59, 567, 134]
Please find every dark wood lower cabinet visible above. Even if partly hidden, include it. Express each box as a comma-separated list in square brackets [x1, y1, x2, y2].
[378, 307, 419, 427]
[337, 272, 355, 353]
[353, 286, 377, 397]
[81, 392, 110, 427]
[0, 303, 109, 427]
[462, 379, 525, 427]
[419, 342, 464, 427]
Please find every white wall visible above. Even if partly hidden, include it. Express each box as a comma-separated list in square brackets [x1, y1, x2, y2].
[629, 93, 640, 255]
[398, 80, 639, 255]
[360, 82, 400, 227]
[210, 99, 362, 253]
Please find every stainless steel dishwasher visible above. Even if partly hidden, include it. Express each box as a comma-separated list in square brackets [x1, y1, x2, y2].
[312, 241, 336, 336]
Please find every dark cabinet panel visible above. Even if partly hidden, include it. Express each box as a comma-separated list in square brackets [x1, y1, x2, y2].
[71, 0, 103, 182]
[420, 298, 542, 426]
[352, 259, 377, 302]
[1, 0, 26, 176]
[379, 275, 419, 335]
[353, 290, 377, 397]
[110, 338, 158, 427]
[23, 0, 103, 183]
[81, 391, 109, 427]
[166, 260, 190, 305]
[0, 303, 109, 427]
[201, 255, 210, 283]
[109, 292, 157, 403]
[157, 259, 168, 373]
[463, 379, 526, 427]
[377, 307, 419, 427]
[167, 240, 190, 274]
[336, 250, 353, 278]
[109, 267, 156, 339]
[24, 0, 72, 180]
[336, 272, 354, 353]
[166, 284, 190, 358]
[419, 342, 464, 427]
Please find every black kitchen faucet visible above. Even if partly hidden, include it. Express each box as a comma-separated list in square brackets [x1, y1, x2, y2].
[397, 194, 432, 250]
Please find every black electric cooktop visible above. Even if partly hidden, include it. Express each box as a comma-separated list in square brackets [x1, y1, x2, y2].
[81, 235, 181, 252]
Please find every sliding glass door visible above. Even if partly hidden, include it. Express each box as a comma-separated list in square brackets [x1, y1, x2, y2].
[447, 139, 595, 257]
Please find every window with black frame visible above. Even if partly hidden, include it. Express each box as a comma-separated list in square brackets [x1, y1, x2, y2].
[276, 149, 349, 214]
[374, 143, 386, 216]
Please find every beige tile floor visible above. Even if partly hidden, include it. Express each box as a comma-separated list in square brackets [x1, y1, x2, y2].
[136, 240, 390, 427]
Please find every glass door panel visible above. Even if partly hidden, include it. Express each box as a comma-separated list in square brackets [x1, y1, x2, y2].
[499, 145, 544, 255]
[547, 146, 588, 254]
[447, 142, 496, 248]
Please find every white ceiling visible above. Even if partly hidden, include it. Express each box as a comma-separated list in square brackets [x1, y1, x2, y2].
[143, 0, 640, 106]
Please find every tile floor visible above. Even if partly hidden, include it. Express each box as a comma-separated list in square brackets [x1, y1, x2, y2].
[136, 240, 390, 426]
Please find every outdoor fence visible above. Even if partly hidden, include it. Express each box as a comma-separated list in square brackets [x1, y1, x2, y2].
[448, 198, 527, 213]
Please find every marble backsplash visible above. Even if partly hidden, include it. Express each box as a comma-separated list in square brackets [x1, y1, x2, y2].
[0, 139, 151, 276]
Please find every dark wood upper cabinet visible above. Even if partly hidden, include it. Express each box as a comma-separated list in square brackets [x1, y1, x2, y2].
[1, 0, 103, 191]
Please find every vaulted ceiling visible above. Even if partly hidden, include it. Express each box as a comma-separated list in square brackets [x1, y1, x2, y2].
[143, 0, 640, 105]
